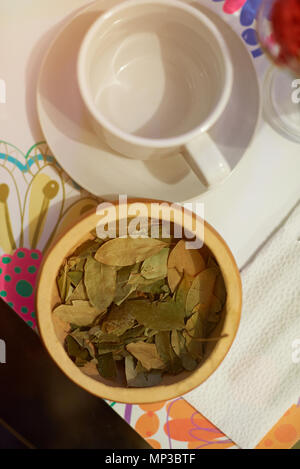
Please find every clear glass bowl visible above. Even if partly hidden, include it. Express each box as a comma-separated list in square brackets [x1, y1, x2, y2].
[257, 0, 300, 142]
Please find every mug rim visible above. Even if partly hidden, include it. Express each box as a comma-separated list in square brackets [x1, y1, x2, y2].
[77, 0, 234, 149]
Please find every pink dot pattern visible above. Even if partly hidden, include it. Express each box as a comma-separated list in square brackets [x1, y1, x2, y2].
[223, 0, 248, 14]
[0, 249, 42, 329]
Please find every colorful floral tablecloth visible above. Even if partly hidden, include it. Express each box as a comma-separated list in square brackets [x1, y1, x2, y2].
[1, 0, 300, 450]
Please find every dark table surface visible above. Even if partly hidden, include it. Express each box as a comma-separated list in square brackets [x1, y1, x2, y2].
[1, 298, 299, 450]
[0, 299, 150, 449]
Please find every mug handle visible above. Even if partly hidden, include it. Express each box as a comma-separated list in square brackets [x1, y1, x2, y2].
[182, 133, 231, 187]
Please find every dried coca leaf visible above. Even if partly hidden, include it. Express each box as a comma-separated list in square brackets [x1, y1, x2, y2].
[183, 312, 205, 360]
[96, 353, 117, 379]
[141, 248, 170, 280]
[57, 264, 70, 302]
[168, 267, 183, 293]
[94, 238, 168, 266]
[56, 234, 225, 386]
[125, 356, 138, 383]
[126, 342, 165, 371]
[67, 280, 88, 304]
[214, 272, 227, 305]
[67, 271, 83, 287]
[171, 330, 198, 371]
[53, 300, 102, 326]
[137, 278, 167, 296]
[155, 331, 182, 374]
[126, 299, 185, 330]
[114, 264, 140, 306]
[70, 329, 95, 358]
[186, 267, 218, 317]
[97, 342, 124, 355]
[120, 325, 146, 343]
[84, 256, 116, 311]
[168, 240, 206, 276]
[65, 335, 92, 367]
[125, 356, 162, 387]
[102, 303, 136, 336]
[175, 274, 194, 312]
[73, 238, 104, 258]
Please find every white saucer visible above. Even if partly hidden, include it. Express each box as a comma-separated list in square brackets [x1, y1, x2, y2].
[37, 0, 261, 201]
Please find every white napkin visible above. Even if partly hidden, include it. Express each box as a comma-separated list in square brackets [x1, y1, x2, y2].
[185, 202, 300, 449]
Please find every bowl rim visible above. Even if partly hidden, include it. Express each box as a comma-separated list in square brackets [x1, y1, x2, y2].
[36, 198, 242, 404]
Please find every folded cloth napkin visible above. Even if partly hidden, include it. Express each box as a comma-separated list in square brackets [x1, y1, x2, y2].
[185, 201, 300, 449]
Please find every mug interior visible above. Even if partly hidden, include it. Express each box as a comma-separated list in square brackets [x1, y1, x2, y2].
[82, 1, 228, 140]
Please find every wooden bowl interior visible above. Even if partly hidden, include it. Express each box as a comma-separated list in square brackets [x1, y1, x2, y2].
[37, 203, 242, 403]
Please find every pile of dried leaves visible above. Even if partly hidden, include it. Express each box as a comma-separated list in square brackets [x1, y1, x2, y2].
[53, 234, 226, 387]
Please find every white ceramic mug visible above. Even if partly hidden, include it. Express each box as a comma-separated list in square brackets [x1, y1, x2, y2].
[78, 0, 233, 187]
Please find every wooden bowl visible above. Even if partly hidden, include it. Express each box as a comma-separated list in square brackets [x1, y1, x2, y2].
[36, 199, 242, 404]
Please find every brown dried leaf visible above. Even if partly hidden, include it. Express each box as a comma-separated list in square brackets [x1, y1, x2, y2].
[168, 240, 206, 276]
[53, 300, 102, 326]
[186, 267, 218, 317]
[94, 238, 168, 266]
[126, 342, 165, 371]
[102, 303, 136, 336]
[84, 256, 116, 311]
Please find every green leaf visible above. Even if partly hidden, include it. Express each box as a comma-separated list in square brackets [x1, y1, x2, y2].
[65, 280, 75, 304]
[214, 272, 227, 305]
[57, 264, 70, 302]
[97, 342, 124, 355]
[125, 356, 138, 384]
[175, 275, 193, 312]
[102, 303, 136, 336]
[70, 329, 90, 347]
[53, 300, 103, 326]
[171, 330, 198, 371]
[125, 355, 162, 388]
[65, 335, 92, 367]
[186, 267, 218, 317]
[67, 271, 83, 287]
[183, 312, 205, 360]
[70, 329, 95, 358]
[68, 257, 86, 272]
[126, 342, 165, 371]
[114, 264, 140, 306]
[94, 238, 168, 266]
[96, 353, 117, 379]
[136, 278, 167, 295]
[89, 326, 120, 344]
[168, 267, 182, 293]
[125, 299, 185, 330]
[120, 325, 146, 344]
[141, 248, 170, 280]
[84, 256, 116, 311]
[67, 280, 88, 303]
[73, 238, 104, 258]
[155, 331, 182, 374]
[168, 240, 206, 277]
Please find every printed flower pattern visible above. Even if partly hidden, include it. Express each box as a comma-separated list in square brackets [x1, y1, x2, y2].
[213, 0, 264, 57]
[0, 141, 100, 328]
